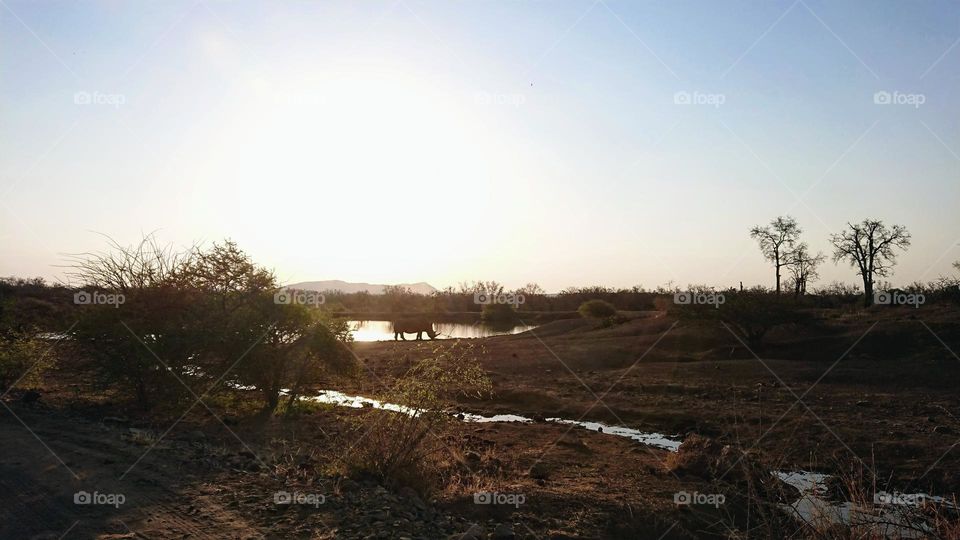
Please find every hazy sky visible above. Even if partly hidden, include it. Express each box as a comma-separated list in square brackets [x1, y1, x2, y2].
[2, 0, 959, 292]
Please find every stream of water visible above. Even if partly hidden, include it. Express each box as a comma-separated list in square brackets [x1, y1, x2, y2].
[306, 388, 953, 536]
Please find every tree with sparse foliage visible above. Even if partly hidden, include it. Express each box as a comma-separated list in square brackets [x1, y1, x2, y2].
[830, 219, 911, 307]
[69, 237, 355, 412]
[515, 283, 544, 296]
[750, 216, 802, 293]
[175, 241, 355, 412]
[787, 243, 825, 297]
[69, 241, 195, 410]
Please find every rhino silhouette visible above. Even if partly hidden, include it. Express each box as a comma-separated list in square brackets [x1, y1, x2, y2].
[392, 318, 438, 341]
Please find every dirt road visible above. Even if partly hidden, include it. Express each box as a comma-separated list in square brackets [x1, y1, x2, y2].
[0, 403, 262, 539]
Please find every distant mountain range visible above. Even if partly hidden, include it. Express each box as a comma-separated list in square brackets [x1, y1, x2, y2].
[284, 280, 437, 295]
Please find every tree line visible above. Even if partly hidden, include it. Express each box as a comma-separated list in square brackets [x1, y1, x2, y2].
[750, 216, 917, 307]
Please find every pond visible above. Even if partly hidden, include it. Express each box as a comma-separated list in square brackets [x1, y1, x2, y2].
[348, 320, 537, 341]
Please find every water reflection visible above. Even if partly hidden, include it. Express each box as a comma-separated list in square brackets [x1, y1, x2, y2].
[348, 320, 536, 341]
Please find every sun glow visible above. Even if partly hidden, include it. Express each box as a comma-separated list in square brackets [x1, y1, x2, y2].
[179, 53, 532, 282]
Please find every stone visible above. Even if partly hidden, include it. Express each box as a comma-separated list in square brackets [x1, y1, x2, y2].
[529, 462, 550, 480]
[492, 522, 514, 539]
[459, 523, 484, 540]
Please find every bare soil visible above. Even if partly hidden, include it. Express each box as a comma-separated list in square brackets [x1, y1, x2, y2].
[3, 305, 958, 538]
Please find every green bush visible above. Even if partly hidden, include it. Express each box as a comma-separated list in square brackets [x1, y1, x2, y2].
[68, 237, 356, 412]
[578, 299, 617, 319]
[481, 302, 518, 323]
[0, 332, 47, 393]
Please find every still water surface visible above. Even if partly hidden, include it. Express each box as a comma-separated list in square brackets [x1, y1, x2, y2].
[348, 320, 537, 341]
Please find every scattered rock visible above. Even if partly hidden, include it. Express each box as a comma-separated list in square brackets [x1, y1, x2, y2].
[934, 425, 954, 434]
[529, 462, 550, 480]
[398, 487, 427, 510]
[492, 522, 514, 539]
[855, 400, 871, 407]
[557, 434, 590, 453]
[458, 523, 484, 540]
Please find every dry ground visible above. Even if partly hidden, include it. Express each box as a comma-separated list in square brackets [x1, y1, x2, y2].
[2, 305, 958, 538]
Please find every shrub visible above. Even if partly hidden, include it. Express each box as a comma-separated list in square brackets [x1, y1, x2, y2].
[68, 236, 356, 412]
[677, 291, 807, 348]
[0, 332, 47, 393]
[481, 302, 518, 323]
[345, 342, 490, 494]
[578, 299, 617, 319]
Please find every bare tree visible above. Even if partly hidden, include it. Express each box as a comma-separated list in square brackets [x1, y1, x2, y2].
[750, 216, 801, 293]
[516, 282, 544, 296]
[62, 233, 192, 292]
[830, 219, 911, 307]
[787, 243, 825, 297]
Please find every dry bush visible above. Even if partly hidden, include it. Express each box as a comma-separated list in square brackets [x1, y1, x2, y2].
[0, 332, 49, 394]
[670, 436, 960, 539]
[666, 435, 805, 538]
[344, 341, 491, 494]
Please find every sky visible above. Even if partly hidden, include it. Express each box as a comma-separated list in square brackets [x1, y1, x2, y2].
[1, 0, 959, 293]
